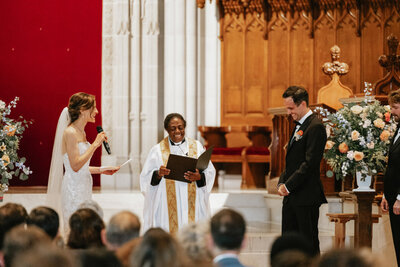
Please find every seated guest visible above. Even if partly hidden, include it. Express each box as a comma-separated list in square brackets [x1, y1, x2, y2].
[130, 228, 190, 267]
[271, 250, 311, 267]
[3, 225, 51, 267]
[177, 222, 214, 267]
[10, 244, 76, 267]
[209, 209, 247, 267]
[102, 211, 141, 250]
[140, 113, 216, 233]
[67, 208, 105, 249]
[115, 238, 142, 267]
[315, 248, 373, 267]
[270, 232, 314, 265]
[78, 248, 122, 267]
[27, 206, 59, 240]
[0, 203, 28, 266]
[78, 200, 104, 219]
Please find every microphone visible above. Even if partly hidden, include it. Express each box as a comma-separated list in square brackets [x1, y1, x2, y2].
[96, 126, 111, 154]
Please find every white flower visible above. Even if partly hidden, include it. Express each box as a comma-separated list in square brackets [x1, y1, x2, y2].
[373, 118, 385, 129]
[363, 119, 371, 128]
[385, 105, 391, 112]
[351, 105, 363, 115]
[360, 112, 367, 120]
[376, 112, 383, 118]
[0, 100, 5, 110]
[347, 150, 354, 160]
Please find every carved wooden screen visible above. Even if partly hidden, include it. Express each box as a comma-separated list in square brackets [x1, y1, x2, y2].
[198, 0, 400, 126]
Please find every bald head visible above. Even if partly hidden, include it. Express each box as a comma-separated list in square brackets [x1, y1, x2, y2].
[105, 211, 140, 249]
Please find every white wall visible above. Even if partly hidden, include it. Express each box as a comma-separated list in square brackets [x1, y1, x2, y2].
[101, 0, 220, 190]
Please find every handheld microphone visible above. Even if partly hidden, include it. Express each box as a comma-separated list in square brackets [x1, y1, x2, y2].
[96, 126, 111, 154]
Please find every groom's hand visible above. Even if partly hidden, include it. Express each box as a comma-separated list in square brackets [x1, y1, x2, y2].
[278, 184, 289, 196]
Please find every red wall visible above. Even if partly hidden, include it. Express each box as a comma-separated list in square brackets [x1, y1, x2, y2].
[0, 1, 103, 186]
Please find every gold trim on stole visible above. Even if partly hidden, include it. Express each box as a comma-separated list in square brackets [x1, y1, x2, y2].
[159, 137, 198, 234]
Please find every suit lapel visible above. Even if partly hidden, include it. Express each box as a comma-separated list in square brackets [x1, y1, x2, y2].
[390, 125, 400, 152]
[287, 114, 315, 153]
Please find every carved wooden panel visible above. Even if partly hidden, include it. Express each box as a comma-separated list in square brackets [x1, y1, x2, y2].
[203, 0, 400, 127]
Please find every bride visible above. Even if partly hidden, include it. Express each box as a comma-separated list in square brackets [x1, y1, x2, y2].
[47, 92, 119, 234]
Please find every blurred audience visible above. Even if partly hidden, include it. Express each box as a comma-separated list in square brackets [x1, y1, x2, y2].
[177, 221, 214, 267]
[27, 206, 59, 239]
[78, 200, 104, 219]
[270, 232, 314, 265]
[271, 250, 311, 267]
[10, 244, 76, 267]
[67, 208, 105, 249]
[130, 228, 190, 267]
[102, 211, 140, 250]
[78, 248, 122, 267]
[209, 208, 246, 267]
[3, 225, 51, 267]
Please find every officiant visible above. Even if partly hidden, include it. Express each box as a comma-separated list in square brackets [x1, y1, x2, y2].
[140, 113, 216, 234]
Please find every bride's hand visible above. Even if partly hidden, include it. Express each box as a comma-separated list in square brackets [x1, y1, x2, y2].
[101, 166, 120, 175]
[93, 132, 106, 148]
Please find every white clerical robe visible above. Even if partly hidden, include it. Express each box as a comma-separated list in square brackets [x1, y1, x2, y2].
[140, 137, 216, 233]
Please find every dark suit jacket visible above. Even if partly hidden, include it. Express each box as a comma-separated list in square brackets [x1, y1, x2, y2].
[215, 256, 246, 267]
[278, 113, 327, 206]
[384, 125, 400, 206]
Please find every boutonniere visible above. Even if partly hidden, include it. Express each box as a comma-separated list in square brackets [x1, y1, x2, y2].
[295, 130, 303, 141]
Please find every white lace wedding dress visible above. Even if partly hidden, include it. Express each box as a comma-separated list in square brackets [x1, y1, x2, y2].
[61, 141, 93, 231]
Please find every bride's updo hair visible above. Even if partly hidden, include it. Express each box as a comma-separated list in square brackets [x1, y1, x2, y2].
[68, 92, 96, 123]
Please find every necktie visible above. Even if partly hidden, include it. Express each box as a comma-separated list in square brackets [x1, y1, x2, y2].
[394, 130, 400, 144]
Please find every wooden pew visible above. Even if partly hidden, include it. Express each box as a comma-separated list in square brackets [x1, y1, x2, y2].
[198, 126, 271, 189]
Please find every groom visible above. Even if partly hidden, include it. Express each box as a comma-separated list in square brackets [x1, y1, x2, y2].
[278, 86, 327, 254]
[381, 89, 400, 265]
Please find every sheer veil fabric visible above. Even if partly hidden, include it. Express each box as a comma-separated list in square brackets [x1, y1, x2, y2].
[46, 107, 69, 232]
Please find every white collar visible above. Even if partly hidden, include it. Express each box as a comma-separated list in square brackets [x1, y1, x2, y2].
[298, 109, 312, 125]
[213, 253, 238, 263]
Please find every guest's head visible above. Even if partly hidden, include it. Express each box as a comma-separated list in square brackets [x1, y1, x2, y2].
[282, 86, 309, 121]
[270, 232, 314, 264]
[210, 208, 246, 254]
[388, 89, 400, 122]
[78, 248, 122, 267]
[68, 92, 97, 124]
[271, 250, 311, 267]
[3, 225, 51, 267]
[0, 203, 28, 250]
[103, 210, 141, 250]
[164, 113, 186, 143]
[27, 206, 59, 239]
[78, 199, 104, 219]
[11, 244, 76, 267]
[177, 222, 213, 264]
[130, 228, 190, 267]
[316, 248, 372, 267]
[67, 208, 105, 249]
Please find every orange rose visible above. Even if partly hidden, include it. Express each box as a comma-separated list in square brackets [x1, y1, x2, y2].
[354, 151, 364, 161]
[384, 112, 391, 122]
[4, 125, 16, 136]
[1, 154, 10, 166]
[380, 130, 390, 142]
[297, 130, 303, 136]
[339, 143, 349, 153]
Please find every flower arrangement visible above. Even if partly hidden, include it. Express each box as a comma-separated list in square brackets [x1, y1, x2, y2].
[0, 97, 32, 194]
[315, 83, 397, 181]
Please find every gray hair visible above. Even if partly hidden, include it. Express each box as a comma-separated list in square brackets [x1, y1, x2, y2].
[106, 211, 140, 247]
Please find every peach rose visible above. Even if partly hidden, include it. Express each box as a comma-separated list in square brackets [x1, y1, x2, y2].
[354, 151, 364, 161]
[339, 143, 349, 153]
[1, 154, 10, 166]
[325, 140, 335, 150]
[351, 130, 360, 141]
[380, 130, 390, 142]
[373, 118, 385, 129]
[4, 125, 16, 136]
[366, 142, 375, 149]
[0, 143, 5, 152]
